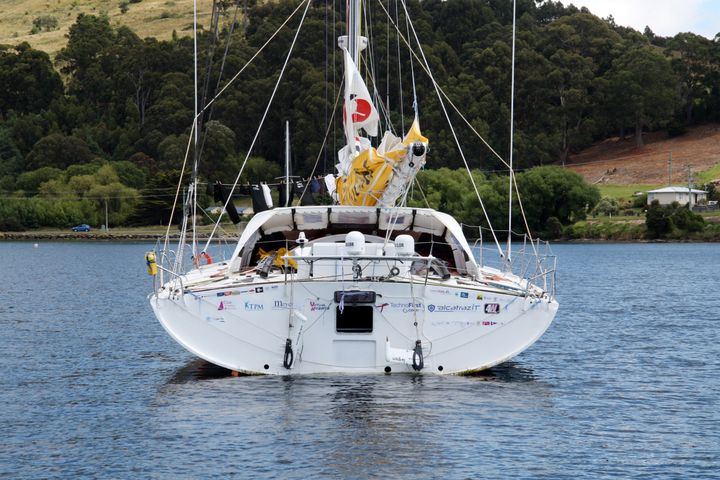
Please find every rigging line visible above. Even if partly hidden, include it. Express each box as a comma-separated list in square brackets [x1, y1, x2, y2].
[324, 0, 328, 173]
[192, 0, 309, 120]
[386, 0, 390, 118]
[403, 4, 417, 114]
[332, 0, 336, 166]
[163, 117, 195, 271]
[398, 0, 504, 258]
[191, 0, 200, 259]
[164, 0, 306, 263]
[376, 0, 536, 255]
[394, 0, 405, 132]
[360, 60, 394, 134]
[295, 83, 343, 206]
[202, 0, 313, 253]
[197, 0, 243, 164]
[413, 176, 431, 209]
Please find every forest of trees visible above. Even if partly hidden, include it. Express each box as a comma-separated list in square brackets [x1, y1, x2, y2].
[1, 0, 719, 231]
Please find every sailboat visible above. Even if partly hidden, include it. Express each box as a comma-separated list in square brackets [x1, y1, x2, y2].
[148, 0, 558, 375]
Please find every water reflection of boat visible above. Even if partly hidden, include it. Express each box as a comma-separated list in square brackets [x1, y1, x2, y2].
[149, 0, 558, 375]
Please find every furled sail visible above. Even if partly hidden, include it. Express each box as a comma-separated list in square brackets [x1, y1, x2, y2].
[336, 116, 428, 207]
[335, 49, 428, 207]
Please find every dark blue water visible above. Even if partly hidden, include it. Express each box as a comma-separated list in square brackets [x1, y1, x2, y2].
[1, 241, 718, 478]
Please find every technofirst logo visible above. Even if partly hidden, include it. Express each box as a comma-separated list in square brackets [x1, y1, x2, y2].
[378, 302, 423, 313]
[427, 304, 483, 313]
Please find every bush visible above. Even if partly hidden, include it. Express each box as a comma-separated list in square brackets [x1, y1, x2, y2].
[542, 216, 563, 239]
[632, 193, 648, 208]
[645, 200, 672, 238]
[645, 200, 705, 237]
[30, 15, 59, 34]
[592, 197, 620, 216]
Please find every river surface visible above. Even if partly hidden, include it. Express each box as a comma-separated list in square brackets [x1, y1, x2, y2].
[1, 241, 718, 478]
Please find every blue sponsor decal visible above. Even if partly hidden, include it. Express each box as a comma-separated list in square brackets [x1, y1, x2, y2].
[244, 302, 264, 311]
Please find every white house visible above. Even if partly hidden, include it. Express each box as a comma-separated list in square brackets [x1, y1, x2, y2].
[647, 186, 708, 206]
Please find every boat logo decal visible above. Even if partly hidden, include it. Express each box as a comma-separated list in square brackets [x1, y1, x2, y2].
[244, 302, 263, 311]
[484, 303, 501, 314]
[309, 301, 330, 311]
[255, 287, 264, 293]
[217, 300, 238, 311]
[429, 288, 453, 296]
[273, 300, 294, 310]
[476, 293, 483, 300]
[427, 304, 483, 313]
[458, 291, 469, 298]
[377, 302, 423, 313]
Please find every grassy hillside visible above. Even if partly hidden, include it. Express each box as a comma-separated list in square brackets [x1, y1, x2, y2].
[566, 124, 720, 201]
[0, 0, 209, 57]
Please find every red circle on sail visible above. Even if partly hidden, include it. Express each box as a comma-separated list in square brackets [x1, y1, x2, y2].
[352, 99, 372, 122]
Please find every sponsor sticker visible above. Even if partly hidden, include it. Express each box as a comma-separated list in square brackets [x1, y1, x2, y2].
[484, 303, 501, 314]
[272, 300, 294, 310]
[309, 301, 330, 311]
[378, 302, 423, 313]
[427, 304, 483, 313]
[244, 302, 263, 311]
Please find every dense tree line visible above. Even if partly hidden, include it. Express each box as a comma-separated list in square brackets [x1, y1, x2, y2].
[1, 0, 718, 230]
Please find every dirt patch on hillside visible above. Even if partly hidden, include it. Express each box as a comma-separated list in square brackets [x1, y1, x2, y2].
[565, 125, 720, 185]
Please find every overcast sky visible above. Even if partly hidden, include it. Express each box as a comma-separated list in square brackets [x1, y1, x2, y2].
[560, 0, 719, 39]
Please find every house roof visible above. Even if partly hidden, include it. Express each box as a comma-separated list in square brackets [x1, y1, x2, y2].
[647, 186, 707, 194]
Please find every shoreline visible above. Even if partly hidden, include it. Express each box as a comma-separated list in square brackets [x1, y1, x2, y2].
[1, 231, 716, 243]
[0, 232, 240, 242]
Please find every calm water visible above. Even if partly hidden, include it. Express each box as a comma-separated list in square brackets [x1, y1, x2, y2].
[1, 241, 718, 478]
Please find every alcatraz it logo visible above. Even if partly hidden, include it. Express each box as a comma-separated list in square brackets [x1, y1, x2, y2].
[427, 304, 436, 312]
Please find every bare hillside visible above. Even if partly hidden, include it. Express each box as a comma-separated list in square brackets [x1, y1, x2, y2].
[566, 125, 720, 185]
[0, 0, 210, 57]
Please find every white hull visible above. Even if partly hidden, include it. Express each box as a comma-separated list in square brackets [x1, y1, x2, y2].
[151, 277, 557, 375]
[149, 206, 558, 375]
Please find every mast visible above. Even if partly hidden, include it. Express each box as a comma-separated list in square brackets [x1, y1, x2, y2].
[347, 0, 362, 63]
[506, 0, 516, 269]
[191, 0, 200, 258]
[285, 121, 290, 206]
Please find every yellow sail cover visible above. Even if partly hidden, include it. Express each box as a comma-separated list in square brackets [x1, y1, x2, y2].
[336, 119, 428, 206]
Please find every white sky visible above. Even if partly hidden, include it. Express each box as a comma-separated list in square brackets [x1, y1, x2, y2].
[560, 0, 719, 39]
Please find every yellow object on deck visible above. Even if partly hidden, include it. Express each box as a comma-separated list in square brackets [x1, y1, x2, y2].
[145, 251, 157, 276]
[336, 118, 428, 206]
[258, 247, 297, 270]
